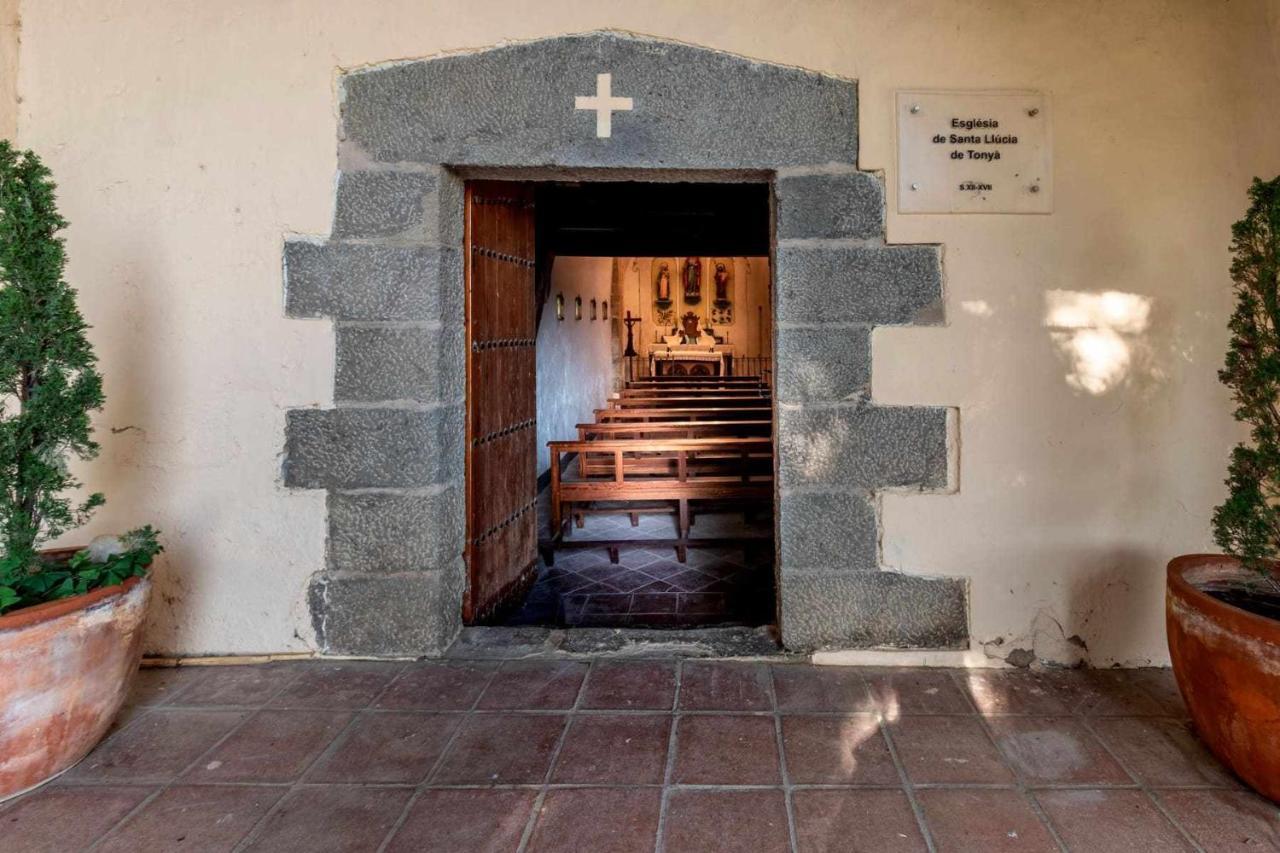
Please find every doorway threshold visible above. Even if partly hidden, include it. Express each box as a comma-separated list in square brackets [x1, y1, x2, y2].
[445, 624, 787, 661]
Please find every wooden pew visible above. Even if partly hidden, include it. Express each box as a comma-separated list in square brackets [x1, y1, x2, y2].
[607, 395, 768, 409]
[593, 406, 772, 422]
[548, 436, 773, 561]
[575, 420, 773, 476]
[618, 388, 767, 399]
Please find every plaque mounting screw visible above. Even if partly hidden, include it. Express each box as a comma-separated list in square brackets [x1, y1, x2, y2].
[910, 182, 920, 191]
[910, 104, 920, 114]
[1029, 184, 1041, 193]
[1027, 107, 1039, 117]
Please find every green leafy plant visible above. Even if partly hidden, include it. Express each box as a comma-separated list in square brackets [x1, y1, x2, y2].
[0, 142, 160, 616]
[1213, 176, 1280, 580]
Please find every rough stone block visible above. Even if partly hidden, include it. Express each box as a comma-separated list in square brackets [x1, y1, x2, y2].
[332, 170, 438, 240]
[284, 241, 461, 322]
[327, 487, 464, 573]
[780, 570, 969, 650]
[776, 171, 884, 240]
[340, 31, 856, 169]
[778, 491, 877, 571]
[775, 327, 871, 403]
[778, 404, 948, 490]
[283, 406, 464, 489]
[775, 245, 943, 326]
[334, 325, 464, 404]
[308, 565, 464, 656]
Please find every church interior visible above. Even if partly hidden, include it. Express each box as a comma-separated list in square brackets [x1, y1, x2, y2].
[479, 181, 777, 629]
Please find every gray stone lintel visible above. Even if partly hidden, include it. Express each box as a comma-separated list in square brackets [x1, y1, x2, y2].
[781, 570, 969, 650]
[335, 324, 465, 405]
[775, 244, 944, 326]
[327, 487, 464, 574]
[284, 241, 462, 322]
[309, 565, 464, 656]
[339, 31, 857, 169]
[778, 404, 949, 490]
[776, 171, 885, 241]
[775, 326, 871, 403]
[778, 490, 878, 572]
[283, 406, 464, 490]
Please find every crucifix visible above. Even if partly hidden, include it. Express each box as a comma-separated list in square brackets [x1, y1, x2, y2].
[622, 310, 641, 357]
[574, 72, 633, 138]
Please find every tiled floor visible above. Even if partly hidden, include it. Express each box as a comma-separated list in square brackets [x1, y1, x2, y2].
[3, 661, 1277, 852]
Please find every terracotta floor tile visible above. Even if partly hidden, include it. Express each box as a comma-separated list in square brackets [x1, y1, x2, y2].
[268, 661, 402, 709]
[917, 789, 1058, 853]
[867, 668, 973, 715]
[124, 666, 205, 707]
[241, 785, 412, 853]
[0, 785, 153, 853]
[478, 660, 589, 710]
[67, 708, 247, 783]
[793, 789, 928, 853]
[1091, 716, 1240, 787]
[307, 711, 461, 783]
[1052, 670, 1167, 717]
[432, 713, 566, 784]
[958, 670, 1073, 716]
[169, 664, 292, 706]
[663, 790, 790, 853]
[375, 660, 498, 711]
[673, 714, 780, 784]
[552, 714, 671, 784]
[185, 709, 351, 783]
[581, 661, 677, 709]
[986, 715, 1132, 785]
[527, 788, 661, 853]
[1157, 789, 1280, 851]
[772, 665, 874, 712]
[781, 714, 899, 785]
[385, 789, 536, 853]
[887, 716, 1014, 785]
[97, 784, 284, 853]
[679, 661, 772, 710]
[1126, 668, 1190, 718]
[1037, 789, 1193, 852]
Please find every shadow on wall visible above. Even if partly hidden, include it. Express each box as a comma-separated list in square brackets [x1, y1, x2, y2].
[981, 546, 1161, 667]
[1044, 290, 1159, 395]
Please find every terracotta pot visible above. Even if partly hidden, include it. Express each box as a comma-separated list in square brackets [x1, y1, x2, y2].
[1167, 554, 1280, 803]
[0, 551, 151, 803]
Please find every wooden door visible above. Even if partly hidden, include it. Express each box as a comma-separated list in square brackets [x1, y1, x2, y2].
[464, 181, 538, 623]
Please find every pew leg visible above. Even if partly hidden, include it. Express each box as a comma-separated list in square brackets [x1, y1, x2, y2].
[539, 544, 556, 567]
[629, 512, 640, 527]
[574, 513, 585, 529]
[607, 546, 620, 565]
[676, 544, 688, 563]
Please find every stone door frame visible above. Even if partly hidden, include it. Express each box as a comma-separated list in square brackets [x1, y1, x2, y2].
[282, 31, 967, 657]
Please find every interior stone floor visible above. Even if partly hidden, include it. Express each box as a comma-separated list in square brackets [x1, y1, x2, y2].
[506, 492, 775, 628]
[2, 661, 1276, 852]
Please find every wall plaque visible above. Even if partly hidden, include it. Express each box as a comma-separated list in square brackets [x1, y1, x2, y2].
[897, 90, 1051, 214]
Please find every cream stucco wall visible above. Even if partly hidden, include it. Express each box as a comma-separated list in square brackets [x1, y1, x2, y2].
[0, 0, 17, 141]
[12, 0, 1280, 661]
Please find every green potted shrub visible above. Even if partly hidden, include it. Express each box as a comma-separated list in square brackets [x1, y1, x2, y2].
[1168, 175, 1280, 803]
[0, 142, 161, 802]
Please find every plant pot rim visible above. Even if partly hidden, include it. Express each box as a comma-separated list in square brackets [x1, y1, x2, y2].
[0, 545, 148, 632]
[1168, 553, 1280, 640]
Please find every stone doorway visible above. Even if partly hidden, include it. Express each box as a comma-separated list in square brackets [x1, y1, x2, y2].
[282, 31, 967, 657]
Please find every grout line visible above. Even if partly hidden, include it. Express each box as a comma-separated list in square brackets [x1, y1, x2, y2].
[877, 710, 938, 853]
[955, 669, 1070, 853]
[229, 662, 407, 853]
[653, 658, 684, 853]
[766, 664, 801, 853]
[376, 661, 503, 853]
[514, 660, 594, 853]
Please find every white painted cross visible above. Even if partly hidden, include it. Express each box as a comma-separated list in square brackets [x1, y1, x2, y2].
[574, 73, 633, 138]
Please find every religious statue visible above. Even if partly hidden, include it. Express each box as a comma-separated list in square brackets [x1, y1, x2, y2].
[714, 262, 730, 305]
[655, 262, 671, 303]
[680, 311, 701, 342]
[683, 257, 701, 303]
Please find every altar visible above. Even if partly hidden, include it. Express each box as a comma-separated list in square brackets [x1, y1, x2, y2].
[648, 347, 732, 377]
